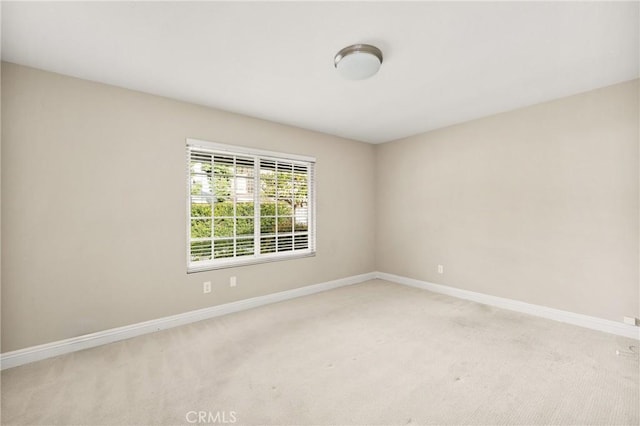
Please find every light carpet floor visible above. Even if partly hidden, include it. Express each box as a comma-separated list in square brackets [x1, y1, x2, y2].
[1, 279, 638, 425]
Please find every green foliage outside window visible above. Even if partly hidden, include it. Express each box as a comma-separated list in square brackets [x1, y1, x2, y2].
[190, 202, 297, 237]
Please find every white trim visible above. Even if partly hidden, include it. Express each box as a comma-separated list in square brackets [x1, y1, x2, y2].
[375, 272, 640, 340]
[186, 138, 316, 163]
[4, 271, 636, 370]
[0, 272, 376, 370]
[187, 251, 316, 273]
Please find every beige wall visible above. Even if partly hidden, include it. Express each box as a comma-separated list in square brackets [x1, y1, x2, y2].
[2, 62, 638, 352]
[0, 63, 376, 351]
[376, 79, 639, 322]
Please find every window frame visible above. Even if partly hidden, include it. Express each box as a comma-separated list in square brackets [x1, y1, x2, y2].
[186, 138, 316, 273]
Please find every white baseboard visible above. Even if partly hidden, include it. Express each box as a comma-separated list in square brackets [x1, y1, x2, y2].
[0, 272, 376, 370]
[3, 271, 637, 370]
[375, 271, 640, 340]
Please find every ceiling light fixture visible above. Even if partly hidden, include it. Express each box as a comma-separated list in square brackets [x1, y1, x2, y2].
[334, 44, 383, 80]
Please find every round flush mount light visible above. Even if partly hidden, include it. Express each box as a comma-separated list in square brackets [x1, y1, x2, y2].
[334, 44, 383, 80]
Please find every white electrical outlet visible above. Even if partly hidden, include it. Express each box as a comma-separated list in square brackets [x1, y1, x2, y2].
[623, 316, 639, 326]
[203, 281, 212, 294]
[230, 276, 237, 287]
[437, 265, 444, 274]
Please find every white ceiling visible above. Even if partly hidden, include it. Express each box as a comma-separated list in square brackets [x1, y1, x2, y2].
[2, 2, 638, 144]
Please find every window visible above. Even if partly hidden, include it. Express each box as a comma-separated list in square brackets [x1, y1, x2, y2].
[187, 139, 316, 272]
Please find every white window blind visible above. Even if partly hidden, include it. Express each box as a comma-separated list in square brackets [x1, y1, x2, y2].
[187, 139, 316, 272]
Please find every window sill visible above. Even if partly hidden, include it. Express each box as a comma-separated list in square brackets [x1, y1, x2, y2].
[187, 250, 316, 273]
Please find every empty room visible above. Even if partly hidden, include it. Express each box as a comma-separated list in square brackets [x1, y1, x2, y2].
[1, 1, 638, 425]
